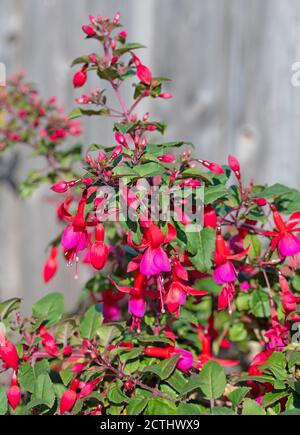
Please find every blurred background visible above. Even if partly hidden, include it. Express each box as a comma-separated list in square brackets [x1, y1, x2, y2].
[1, 0, 300, 311]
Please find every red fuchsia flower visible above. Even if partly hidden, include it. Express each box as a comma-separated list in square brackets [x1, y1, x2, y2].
[265, 206, 300, 258]
[43, 246, 59, 283]
[109, 272, 147, 329]
[164, 269, 208, 314]
[7, 372, 21, 410]
[77, 378, 101, 399]
[204, 205, 217, 229]
[0, 330, 19, 370]
[228, 155, 241, 180]
[213, 233, 250, 285]
[197, 324, 239, 369]
[115, 132, 129, 149]
[102, 290, 124, 322]
[60, 379, 79, 415]
[279, 273, 300, 314]
[198, 159, 225, 174]
[39, 325, 59, 357]
[143, 346, 194, 372]
[90, 224, 109, 271]
[73, 66, 88, 88]
[128, 222, 176, 276]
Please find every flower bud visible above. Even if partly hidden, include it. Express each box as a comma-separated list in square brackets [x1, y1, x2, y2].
[137, 64, 152, 85]
[51, 181, 69, 194]
[115, 132, 128, 148]
[159, 93, 173, 99]
[157, 154, 176, 164]
[82, 25, 96, 37]
[73, 69, 87, 88]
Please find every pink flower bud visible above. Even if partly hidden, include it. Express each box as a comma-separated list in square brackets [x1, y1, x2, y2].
[110, 39, 117, 50]
[111, 56, 119, 65]
[159, 93, 173, 99]
[60, 390, 77, 415]
[51, 181, 69, 193]
[73, 69, 87, 88]
[115, 132, 128, 148]
[113, 11, 121, 24]
[98, 150, 107, 163]
[82, 25, 96, 37]
[228, 155, 241, 179]
[89, 15, 97, 25]
[137, 64, 152, 85]
[254, 197, 267, 207]
[89, 53, 98, 64]
[146, 125, 157, 131]
[158, 154, 176, 164]
[118, 31, 127, 41]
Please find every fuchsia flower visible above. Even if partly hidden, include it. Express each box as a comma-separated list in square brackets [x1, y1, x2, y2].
[213, 233, 250, 313]
[43, 246, 59, 283]
[0, 330, 19, 370]
[90, 224, 109, 271]
[60, 378, 79, 415]
[39, 325, 59, 357]
[102, 290, 124, 322]
[279, 273, 300, 314]
[7, 372, 21, 410]
[73, 66, 88, 88]
[109, 272, 148, 332]
[144, 346, 194, 372]
[165, 269, 208, 314]
[128, 222, 176, 276]
[265, 206, 300, 258]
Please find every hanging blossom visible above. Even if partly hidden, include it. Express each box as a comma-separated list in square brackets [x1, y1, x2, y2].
[213, 231, 250, 314]
[265, 206, 300, 258]
[127, 221, 176, 276]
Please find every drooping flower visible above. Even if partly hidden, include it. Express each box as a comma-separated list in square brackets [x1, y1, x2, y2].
[89, 224, 108, 271]
[39, 325, 59, 357]
[164, 269, 207, 314]
[143, 346, 193, 372]
[128, 222, 176, 276]
[213, 233, 250, 286]
[43, 246, 59, 283]
[279, 273, 300, 314]
[109, 272, 148, 332]
[0, 330, 19, 370]
[7, 372, 21, 410]
[265, 206, 300, 258]
[60, 378, 79, 415]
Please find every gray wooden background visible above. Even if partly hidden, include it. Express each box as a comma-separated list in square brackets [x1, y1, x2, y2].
[1, 0, 300, 311]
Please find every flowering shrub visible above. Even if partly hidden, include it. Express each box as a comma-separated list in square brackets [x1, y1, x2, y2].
[1, 12, 300, 416]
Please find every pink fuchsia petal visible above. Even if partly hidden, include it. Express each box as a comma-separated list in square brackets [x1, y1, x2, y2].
[103, 304, 121, 322]
[174, 348, 194, 372]
[61, 225, 81, 250]
[278, 233, 300, 257]
[153, 247, 171, 273]
[128, 297, 146, 318]
[213, 260, 237, 284]
[140, 248, 161, 275]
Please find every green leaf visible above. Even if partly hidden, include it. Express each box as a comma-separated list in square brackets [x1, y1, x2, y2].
[145, 398, 177, 415]
[177, 403, 206, 415]
[229, 323, 248, 342]
[97, 323, 124, 347]
[79, 305, 103, 339]
[71, 55, 90, 67]
[68, 107, 110, 120]
[244, 234, 261, 259]
[166, 370, 187, 394]
[32, 293, 64, 327]
[30, 374, 55, 409]
[250, 289, 270, 318]
[134, 162, 165, 177]
[113, 43, 146, 56]
[18, 363, 36, 393]
[181, 374, 203, 395]
[204, 185, 228, 204]
[143, 355, 180, 380]
[262, 391, 289, 407]
[260, 352, 288, 380]
[228, 387, 250, 409]
[127, 397, 149, 415]
[242, 398, 266, 415]
[120, 348, 143, 363]
[0, 385, 8, 415]
[0, 298, 21, 320]
[198, 361, 227, 400]
[187, 228, 216, 273]
[107, 381, 127, 405]
[211, 407, 235, 415]
[288, 351, 300, 369]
